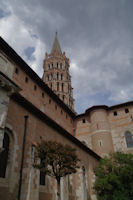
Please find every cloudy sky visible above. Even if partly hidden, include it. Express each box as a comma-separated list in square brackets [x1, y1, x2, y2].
[0, 0, 133, 113]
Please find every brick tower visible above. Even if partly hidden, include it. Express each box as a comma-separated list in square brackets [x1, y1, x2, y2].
[42, 32, 74, 110]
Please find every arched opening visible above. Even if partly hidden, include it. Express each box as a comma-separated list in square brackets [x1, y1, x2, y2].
[57, 73, 59, 80]
[61, 74, 63, 80]
[62, 83, 64, 92]
[125, 131, 133, 148]
[57, 82, 59, 91]
[0, 132, 10, 178]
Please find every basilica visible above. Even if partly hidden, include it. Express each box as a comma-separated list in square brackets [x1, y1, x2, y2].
[0, 33, 133, 200]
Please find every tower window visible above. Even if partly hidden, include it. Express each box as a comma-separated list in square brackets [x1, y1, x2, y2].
[125, 131, 133, 148]
[15, 68, 19, 74]
[63, 95, 65, 101]
[57, 82, 59, 91]
[82, 119, 86, 123]
[114, 111, 117, 116]
[98, 140, 103, 147]
[48, 64, 50, 69]
[52, 63, 53, 68]
[125, 108, 129, 113]
[61, 74, 63, 80]
[57, 73, 59, 80]
[62, 83, 64, 92]
[0, 133, 10, 178]
[61, 110, 63, 115]
[57, 63, 58, 68]
[25, 77, 28, 83]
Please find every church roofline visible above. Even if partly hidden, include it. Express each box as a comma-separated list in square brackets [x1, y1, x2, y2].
[11, 92, 101, 161]
[76, 101, 133, 118]
[0, 36, 76, 118]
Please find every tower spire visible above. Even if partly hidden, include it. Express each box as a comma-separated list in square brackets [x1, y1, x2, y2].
[51, 32, 62, 54]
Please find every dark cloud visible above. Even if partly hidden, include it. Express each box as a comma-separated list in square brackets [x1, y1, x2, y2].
[0, 0, 133, 113]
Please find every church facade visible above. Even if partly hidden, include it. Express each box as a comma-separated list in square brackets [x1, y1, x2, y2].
[0, 34, 133, 200]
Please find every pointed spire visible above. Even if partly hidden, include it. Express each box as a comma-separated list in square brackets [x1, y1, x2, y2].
[51, 32, 62, 54]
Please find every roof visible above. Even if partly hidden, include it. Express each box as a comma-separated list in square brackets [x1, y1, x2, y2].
[0, 36, 76, 118]
[51, 32, 62, 54]
[11, 93, 101, 161]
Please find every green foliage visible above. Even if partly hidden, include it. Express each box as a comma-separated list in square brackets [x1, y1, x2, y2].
[33, 139, 80, 181]
[94, 152, 133, 200]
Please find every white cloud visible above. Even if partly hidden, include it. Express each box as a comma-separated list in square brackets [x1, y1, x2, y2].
[0, 12, 46, 76]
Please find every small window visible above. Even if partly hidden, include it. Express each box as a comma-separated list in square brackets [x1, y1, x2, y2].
[63, 95, 65, 101]
[40, 171, 45, 185]
[42, 92, 44, 98]
[15, 68, 18, 74]
[66, 114, 68, 119]
[57, 82, 59, 91]
[125, 108, 129, 113]
[125, 131, 133, 148]
[55, 105, 57, 110]
[82, 119, 86, 123]
[61, 110, 63, 114]
[57, 73, 59, 80]
[62, 83, 64, 92]
[114, 111, 117, 116]
[49, 99, 51, 104]
[25, 77, 28, 83]
[98, 140, 103, 147]
[34, 85, 37, 91]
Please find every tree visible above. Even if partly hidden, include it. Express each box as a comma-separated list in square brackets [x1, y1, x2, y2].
[94, 152, 133, 200]
[33, 139, 80, 200]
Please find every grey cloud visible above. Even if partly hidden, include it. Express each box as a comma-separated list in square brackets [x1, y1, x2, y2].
[1, 0, 133, 113]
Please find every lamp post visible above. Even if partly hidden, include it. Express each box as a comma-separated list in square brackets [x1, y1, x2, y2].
[18, 115, 29, 200]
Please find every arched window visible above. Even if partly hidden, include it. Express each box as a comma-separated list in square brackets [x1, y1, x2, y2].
[62, 83, 64, 92]
[48, 75, 49, 81]
[63, 95, 65, 101]
[125, 131, 133, 148]
[61, 74, 63, 80]
[57, 82, 59, 91]
[0, 133, 10, 178]
[57, 73, 59, 80]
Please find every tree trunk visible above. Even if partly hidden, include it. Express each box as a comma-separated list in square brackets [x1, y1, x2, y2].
[57, 178, 61, 200]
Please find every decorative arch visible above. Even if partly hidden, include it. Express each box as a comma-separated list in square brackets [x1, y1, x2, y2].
[0, 132, 9, 178]
[0, 124, 18, 180]
[125, 131, 133, 148]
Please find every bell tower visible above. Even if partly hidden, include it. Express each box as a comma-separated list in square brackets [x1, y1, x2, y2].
[42, 32, 74, 110]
